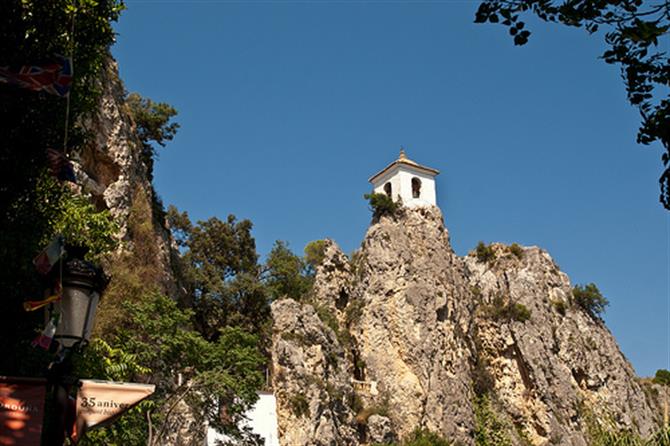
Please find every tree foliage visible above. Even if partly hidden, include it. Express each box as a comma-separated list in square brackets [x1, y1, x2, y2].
[474, 0, 670, 209]
[265, 240, 314, 300]
[304, 239, 328, 273]
[573, 283, 609, 319]
[76, 294, 265, 445]
[653, 369, 670, 386]
[0, 0, 124, 378]
[364, 192, 400, 219]
[126, 92, 179, 180]
[167, 205, 270, 341]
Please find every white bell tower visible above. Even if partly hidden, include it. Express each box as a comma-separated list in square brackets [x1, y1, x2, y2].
[368, 149, 439, 208]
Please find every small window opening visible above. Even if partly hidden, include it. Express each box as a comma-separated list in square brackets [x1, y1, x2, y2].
[412, 177, 421, 198]
[384, 182, 392, 197]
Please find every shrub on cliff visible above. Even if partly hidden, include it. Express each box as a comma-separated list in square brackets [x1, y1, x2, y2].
[653, 369, 670, 386]
[364, 192, 400, 218]
[508, 243, 524, 259]
[475, 242, 496, 264]
[573, 283, 609, 320]
[304, 239, 327, 272]
[483, 296, 531, 323]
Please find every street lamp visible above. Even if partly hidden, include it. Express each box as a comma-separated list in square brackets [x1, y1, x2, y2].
[46, 256, 107, 446]
[53, 257, 107, 349]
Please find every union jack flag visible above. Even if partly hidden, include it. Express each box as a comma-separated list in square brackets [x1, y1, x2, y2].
[0, 55, 72, 97]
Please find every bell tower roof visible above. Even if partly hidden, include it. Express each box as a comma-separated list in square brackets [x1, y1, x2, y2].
[368, 149, 439, 183]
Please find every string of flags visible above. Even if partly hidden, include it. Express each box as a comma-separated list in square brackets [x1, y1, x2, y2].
[28, 235, 66, 351]
[0, 55, 72, 97]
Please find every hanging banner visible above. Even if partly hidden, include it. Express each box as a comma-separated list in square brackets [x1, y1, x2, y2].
[71, 380, 155, 443]
[0, 376, 47, 446]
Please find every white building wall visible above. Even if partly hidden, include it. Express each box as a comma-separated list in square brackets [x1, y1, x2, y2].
[207, 392, 280, 446]
[372, 169, 402, 202]
[372, 165, 437, 207]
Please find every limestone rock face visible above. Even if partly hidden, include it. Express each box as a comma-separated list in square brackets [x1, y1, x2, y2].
[464, 244, 661, 444]
[271, 207, 662, 445]
[350, 207, 475, 443]
[78, 58, 180, 298]
[271, 299, 358, 446]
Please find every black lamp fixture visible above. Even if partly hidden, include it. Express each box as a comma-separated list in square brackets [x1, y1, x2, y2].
[53, 257, 108, 349]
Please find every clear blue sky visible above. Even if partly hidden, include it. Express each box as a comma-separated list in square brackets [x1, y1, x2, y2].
[112, 0, 668, 377]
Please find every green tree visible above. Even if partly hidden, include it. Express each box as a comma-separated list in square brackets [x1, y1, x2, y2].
[572, 283, 609, 320]
[474, 0, 670, 209]
[265, 241, 314, 300]
[167, 206, 270, 341]
[77, 294, 265, 445]
[0, 0, 124, 377]
[304, 239, 327, 274]
[126, 92, 179, 181]
[364, 192, 400, 219]
[653, 369, 670, 386]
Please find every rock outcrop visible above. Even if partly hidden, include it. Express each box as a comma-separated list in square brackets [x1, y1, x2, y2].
[77, 58, 180, 298]
[271, 206, 662, 445]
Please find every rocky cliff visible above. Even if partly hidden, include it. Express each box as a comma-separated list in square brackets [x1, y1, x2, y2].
[76, 58, 179, 299]
[271, 206, 662, 445]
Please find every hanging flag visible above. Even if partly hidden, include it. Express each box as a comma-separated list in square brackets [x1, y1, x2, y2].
[24, 281, 62, 312]
[31, 316, 59, 350]
[23, 293, 61, 312]
[0, 55, 72, 97]
[46, 148, 76, 183]
[71, 380, 155, 443]
[0, 376, 47, 446]
[32, 235, 64, 275]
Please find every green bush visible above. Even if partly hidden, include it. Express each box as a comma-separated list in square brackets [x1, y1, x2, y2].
[483, 297, 531, 323]
[508, 243, 524, 260]
[509, 303, 531, 322]
[653, 369, 670, 386]
[364, 192, 400, 218]
[551, 300, 567, 316]
[474, 395, 512, 446]
[289, 393, 310, 418]
[572, 283, 609, 320]
[371, 428, 455, 446]
[475, 242, 496, 264]
[402, 429, 454, 446]
[37, 174, 119, 261]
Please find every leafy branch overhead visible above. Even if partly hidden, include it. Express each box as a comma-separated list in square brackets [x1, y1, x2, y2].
[475, 0, 670, 209]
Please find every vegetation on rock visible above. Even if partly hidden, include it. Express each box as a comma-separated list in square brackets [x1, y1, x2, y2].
[126, 92, 179, 181]
[653, 369, 670, 386]
[507, 243, 524, 260]
[265, 240, 314, 301]
[365, 192, 401, 218]
[475, 242, 497, 264]
[573, 283, 609, 320]
[304, 239, 327, 273]
[374, 428, 456, 446]
[482, 296, 531, 323]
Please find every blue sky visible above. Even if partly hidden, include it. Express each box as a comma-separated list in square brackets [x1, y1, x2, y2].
[113, 0, 668, 377]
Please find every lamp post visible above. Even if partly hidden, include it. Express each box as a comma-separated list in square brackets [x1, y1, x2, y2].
[45, 256, 107, 446]
[53, 257, 106, 349]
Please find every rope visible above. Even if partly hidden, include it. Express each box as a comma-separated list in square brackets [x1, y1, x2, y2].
[62, 2, 77, 153]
